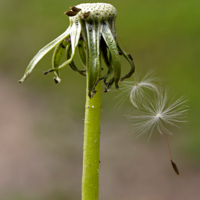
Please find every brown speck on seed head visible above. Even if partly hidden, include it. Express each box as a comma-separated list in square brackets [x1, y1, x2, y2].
[65, 10, 78, 17]
[70, 6, 82, 12]
[82, 11, 90, 19]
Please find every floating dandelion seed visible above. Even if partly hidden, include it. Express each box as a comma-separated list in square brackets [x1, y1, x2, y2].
[126, 90, 188, 175]
[115, 70, 160, 108]
[126, 90, 188, 139]
[19, 3, 135, 98]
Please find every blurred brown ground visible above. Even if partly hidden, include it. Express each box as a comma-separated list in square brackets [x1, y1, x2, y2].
[0, 77, 199, 200]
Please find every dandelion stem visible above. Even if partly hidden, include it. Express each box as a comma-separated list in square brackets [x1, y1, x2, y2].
[82, 77, 101, 200]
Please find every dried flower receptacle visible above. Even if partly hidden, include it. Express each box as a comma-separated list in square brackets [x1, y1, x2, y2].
[19, 3, 135, 98]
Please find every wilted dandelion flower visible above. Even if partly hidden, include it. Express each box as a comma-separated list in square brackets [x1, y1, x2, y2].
[126, 90, 188, 140]
[115, 70, 160, 108]
[19, 3, 135, 98]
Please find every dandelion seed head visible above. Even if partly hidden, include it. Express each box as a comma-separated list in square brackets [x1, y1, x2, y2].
[72, 3, 117, 21]
[20, 3, 136, 98]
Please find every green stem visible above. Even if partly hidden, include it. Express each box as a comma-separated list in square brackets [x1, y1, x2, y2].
[82, 81, 101, 200]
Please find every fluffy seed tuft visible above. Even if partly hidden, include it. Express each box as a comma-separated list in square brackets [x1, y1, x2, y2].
[125, 89, 188, 140]
[115, 70, 160, 108]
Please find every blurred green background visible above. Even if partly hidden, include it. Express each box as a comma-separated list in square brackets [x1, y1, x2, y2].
[0, 0, 200, 199]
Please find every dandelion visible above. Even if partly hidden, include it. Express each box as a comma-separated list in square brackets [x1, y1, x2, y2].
[19, 3, 136, 199]
[126, 89, 188, 175]
[115, 70, 160, 108]
[19, 3, 135, 98]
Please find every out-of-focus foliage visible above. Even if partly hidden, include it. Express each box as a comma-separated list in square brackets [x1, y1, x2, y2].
[0, 0, 200, 199]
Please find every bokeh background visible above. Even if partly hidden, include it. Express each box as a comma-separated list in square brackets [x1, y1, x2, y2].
[1, 0, 200, 199]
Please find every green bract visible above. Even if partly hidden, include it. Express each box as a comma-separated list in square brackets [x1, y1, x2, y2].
[19, 3, 135, 98]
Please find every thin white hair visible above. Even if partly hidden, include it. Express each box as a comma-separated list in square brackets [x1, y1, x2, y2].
[114, 70, 161, 109]
[125, 89, 188, 140]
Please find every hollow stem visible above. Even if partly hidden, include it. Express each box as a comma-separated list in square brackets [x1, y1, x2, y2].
[82, 80, 101, 200]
